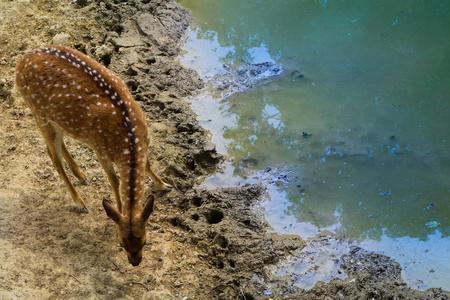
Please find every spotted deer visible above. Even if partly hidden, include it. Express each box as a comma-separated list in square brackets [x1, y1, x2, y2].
[16, 45, 171, 266]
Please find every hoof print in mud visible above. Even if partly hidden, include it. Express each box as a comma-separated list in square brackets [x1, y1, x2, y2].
[191, 195, 203, 207]
[213, 234, 229, 249]
[204, 208, 224, 224]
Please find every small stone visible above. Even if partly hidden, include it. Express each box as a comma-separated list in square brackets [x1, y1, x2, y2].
[177, 122, 195, 133]
[52, 32, 71, 46]
[151, 123, 168, 134]
[174, 279, 182, 287]
[203, 142, 216, 152]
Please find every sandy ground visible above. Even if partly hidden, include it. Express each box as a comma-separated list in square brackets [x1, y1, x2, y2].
[0, 0, 449, 299]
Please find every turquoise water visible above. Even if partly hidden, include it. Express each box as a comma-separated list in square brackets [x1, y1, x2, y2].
[178, 0, 450, 290]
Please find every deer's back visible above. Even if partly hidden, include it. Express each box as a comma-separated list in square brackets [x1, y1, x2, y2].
[16, 45, 149, 163]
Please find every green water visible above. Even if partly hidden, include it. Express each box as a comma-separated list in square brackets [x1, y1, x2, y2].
[178, 0, 450, 290]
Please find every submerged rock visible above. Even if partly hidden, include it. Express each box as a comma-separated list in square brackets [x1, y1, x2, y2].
[208, 60, 285, 97]
[238, 61, 284, 83]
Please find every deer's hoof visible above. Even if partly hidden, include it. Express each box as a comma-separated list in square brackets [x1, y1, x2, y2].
[159, 183, 173, 191]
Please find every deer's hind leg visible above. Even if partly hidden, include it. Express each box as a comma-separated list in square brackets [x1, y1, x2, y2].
[39, 121, 89, 213]
[61, 141, 88, 185]
[146, 157, 172, 190]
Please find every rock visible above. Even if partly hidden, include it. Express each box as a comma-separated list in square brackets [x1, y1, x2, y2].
[135, 13, 169, 46]
[151, 123, 169, 135]
[203, 142, 216, 152]
[193, 142, 221, 168]
[166, 162, 187, 179]
[176, 121, 196, 133]
[208, 61, 284, 98]
[109, 20, 144, 48]
[52, 32, 71, 46]
[0, 80, 12, 103]
[94, 43, 114, 62]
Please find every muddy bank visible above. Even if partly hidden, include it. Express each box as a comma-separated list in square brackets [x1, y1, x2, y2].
[0, 0, 448, 299]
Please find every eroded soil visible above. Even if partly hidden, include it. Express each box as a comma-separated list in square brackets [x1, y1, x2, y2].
[0, 0, 448, 299]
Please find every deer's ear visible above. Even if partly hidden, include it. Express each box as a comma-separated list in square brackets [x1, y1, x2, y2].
[103, 199, 123, 224]
[140, 194, 155, 222]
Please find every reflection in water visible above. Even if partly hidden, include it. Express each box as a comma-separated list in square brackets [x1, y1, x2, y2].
[179, 0, 450, 290]
[223, 82, 449, 242]
[181, 28, 235, 79]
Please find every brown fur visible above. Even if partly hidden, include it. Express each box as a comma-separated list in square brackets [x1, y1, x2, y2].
[16, 45, 171, 266]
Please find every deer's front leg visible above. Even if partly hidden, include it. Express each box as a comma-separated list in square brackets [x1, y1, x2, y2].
[61, 140, 88, 185]
[97, 154, 122, 213]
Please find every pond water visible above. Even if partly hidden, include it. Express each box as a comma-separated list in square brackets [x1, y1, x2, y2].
[177, 0, 450, 291]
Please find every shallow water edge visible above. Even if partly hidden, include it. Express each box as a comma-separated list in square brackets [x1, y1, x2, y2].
[178, 0, 450, 293]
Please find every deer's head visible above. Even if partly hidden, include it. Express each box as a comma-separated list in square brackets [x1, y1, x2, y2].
[102, 195, 155, 266]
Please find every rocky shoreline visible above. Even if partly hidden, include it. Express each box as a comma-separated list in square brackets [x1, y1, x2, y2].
[0, 0, 448, 299]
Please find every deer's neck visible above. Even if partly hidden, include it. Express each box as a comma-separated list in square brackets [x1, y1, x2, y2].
[118, 152, 147, 218]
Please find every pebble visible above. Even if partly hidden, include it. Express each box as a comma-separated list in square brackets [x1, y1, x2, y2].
[52, 32, 71, 46]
